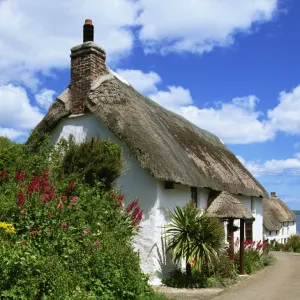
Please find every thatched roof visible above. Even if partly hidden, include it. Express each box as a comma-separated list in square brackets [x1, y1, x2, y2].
[263, 196, 296, 231]
[28, 67, 268, 198]
[206, 191, 253, 219]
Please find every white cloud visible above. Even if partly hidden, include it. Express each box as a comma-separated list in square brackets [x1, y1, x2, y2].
[137, 0, 279, 54]
[237, 154, 300, 176]
[35, 89, 56, 110]
[0, 127, 27, 140]
[268, 85, 300, 134]
[0, 84, 44, 133]
[115, 69, 161, 94]
[0, 0, 138, 88]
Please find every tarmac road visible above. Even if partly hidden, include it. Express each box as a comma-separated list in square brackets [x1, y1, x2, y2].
[213, 251, 300, 300]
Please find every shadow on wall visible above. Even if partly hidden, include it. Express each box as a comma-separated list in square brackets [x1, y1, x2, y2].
[150, 236, 177, 281]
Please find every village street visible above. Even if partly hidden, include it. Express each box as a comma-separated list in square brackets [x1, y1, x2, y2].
[213, 251, 300, 300]
[159, 251, 300, 300]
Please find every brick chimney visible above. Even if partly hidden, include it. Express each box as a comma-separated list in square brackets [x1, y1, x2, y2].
[70, 19, 107, 115]
[270, 192, 276, 198]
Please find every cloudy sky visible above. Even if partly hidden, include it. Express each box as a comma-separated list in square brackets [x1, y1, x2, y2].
[0, 0, 300, 208]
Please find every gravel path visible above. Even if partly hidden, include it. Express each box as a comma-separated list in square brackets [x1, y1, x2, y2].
[213, 251, 300, 300]
[157, 251, 300, 300]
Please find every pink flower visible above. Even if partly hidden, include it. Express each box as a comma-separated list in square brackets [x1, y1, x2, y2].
[20, 208, 27, 214]
[62, 195, 67, 201]
[61, 222, 68, 230]
[83, 228, 91, 235]
[71, 196, 79, 206]
[30, 230, 39, 236]
[94, 240, 101, 247]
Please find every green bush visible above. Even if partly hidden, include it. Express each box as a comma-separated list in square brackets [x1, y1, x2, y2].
[269, 239, 281, 251]
[0, 142, 167, 300]
[285, 234, 300, 252]
[59, 136, 122, 189]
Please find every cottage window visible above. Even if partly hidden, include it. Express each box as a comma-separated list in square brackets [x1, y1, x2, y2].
[191, 187, 197, 206]
[269, 231, 272, 236]
[164, 181, 174, 189]
[245, 223, 253, 241]
[276, 230, 278, 235]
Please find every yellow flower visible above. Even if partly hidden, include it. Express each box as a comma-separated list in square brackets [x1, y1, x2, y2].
[0, 222, 16, 235]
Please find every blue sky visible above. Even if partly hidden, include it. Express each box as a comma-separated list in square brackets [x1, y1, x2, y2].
[0, 0, 300, 208]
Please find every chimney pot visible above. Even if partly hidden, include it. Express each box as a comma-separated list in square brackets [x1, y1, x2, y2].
[270, 192, 276, 197]
[83, 19, 94, 42]
[85, 19, 93, 25]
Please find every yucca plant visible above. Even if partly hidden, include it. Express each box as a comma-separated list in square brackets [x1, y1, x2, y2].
[165, 201, 225, 275]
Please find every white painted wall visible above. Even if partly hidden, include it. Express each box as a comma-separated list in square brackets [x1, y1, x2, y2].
[233, 197, 263, 245]
[264, 221, 297, 244]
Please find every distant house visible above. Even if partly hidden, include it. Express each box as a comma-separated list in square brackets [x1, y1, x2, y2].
[29, 20, 268, 284]
[263, 192, 296, 244]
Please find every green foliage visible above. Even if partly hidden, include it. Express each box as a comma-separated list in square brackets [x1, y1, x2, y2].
[59, 136, 122, 189]
[165, 201, 225, 272]
[212, 253, 237, 279]
[284, 234, 300, 252]
[0, 134, 52, 177]
[0, 135, 168, 300]
[269, 239, 281, 251]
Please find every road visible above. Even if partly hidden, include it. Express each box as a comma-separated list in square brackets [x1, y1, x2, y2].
[213, 251, 300, 300]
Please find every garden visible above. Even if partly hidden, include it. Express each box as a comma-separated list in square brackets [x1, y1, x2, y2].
[269, 234, 300, 253]
[161, 201, 274, 289]
[0, 135, 168, 299]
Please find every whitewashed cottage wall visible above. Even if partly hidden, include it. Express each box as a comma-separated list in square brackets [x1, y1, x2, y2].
[264, 222, 296, 244]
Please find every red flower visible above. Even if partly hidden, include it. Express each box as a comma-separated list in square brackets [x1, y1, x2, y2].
[16, 170, 26, 181]
[61, 222, 68, 230]
[125, 200, 139, 213]
[62, 195, 67, 201]
[57, 203, 64, 211]
[117, 194, 124, 207]
[66, 181, 74, 193]
[17, 192, 26, 207]
[27, 176, 40, 194]
[1, 169, 7, 180]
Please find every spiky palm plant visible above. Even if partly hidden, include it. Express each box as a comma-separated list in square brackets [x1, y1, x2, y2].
[165, 201, 225, 274]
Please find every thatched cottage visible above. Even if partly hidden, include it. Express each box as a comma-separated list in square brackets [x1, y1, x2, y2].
[263, 192, 296, 244]
[30, 20, 268, 284]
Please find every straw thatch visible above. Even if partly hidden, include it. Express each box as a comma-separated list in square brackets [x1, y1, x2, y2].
[263, 196, 296, 231]
[28, 67, 268, 198]
[206, 191, 253, 220]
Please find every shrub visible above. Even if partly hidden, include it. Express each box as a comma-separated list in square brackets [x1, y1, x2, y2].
[285, 234, 300, 252]
[269, 239, 281, 251]
[59, 136, 122, 189]
[0, 169, 165, 299]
